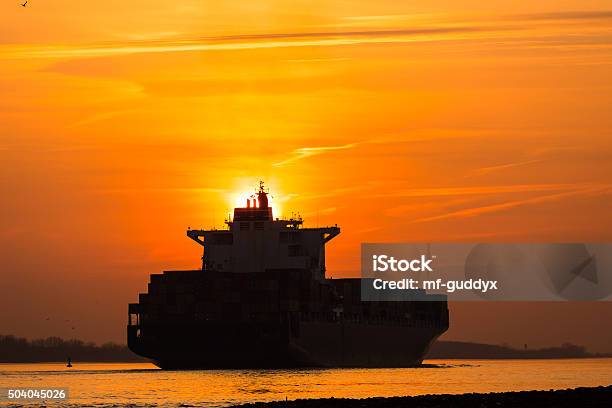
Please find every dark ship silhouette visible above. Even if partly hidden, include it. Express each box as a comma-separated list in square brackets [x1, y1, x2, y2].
[128, 182, 448, 369]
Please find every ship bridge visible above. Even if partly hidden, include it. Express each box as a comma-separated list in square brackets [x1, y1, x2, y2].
[186, 182, 339, 278]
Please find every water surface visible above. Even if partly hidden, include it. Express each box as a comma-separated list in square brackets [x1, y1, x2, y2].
[1, 359, 611, 407]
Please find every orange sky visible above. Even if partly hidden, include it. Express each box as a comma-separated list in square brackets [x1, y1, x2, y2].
[1, 1, 612, 351]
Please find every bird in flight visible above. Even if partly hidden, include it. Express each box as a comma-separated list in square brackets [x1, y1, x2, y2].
[21, 1, 28, 7]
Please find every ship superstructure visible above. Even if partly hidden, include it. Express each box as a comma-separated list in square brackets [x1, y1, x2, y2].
[187, 182, 339, 277]
[128, 182, 448, 369]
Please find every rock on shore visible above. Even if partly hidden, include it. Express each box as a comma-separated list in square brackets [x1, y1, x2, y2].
[233, 385, 612, 408]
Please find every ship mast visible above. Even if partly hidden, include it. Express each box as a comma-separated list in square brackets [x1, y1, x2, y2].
[257, 180, 269, 209]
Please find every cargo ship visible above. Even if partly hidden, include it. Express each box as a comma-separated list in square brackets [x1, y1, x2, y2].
[128, 182, 449, 369]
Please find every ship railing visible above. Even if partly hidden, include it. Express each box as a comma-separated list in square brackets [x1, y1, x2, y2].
[299, 310, 448, 328]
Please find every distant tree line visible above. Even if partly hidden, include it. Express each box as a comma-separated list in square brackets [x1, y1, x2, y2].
[1, 334, 609, 363]
[0, 334, 146, 363]
[427, 341, 611, 359]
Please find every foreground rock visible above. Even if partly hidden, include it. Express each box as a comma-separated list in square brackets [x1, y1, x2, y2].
[234, 385, 612, 408]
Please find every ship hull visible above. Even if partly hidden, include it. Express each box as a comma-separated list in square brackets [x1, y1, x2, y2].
[129, 320, 445, 369]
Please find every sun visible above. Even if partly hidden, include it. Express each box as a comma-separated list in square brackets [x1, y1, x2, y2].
[227, 180, 283, 218]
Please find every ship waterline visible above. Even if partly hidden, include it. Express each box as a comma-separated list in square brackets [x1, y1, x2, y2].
[128, 183, 448, 368]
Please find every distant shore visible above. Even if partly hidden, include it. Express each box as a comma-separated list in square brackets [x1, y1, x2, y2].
[427, 340, 612, 360]
[0, 334, 144, 363]
[1, 334, 610, 363]
[233, 386, 612, 408]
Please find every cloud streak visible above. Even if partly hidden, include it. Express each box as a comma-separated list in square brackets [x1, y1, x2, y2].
[411, 184, 611, 224]
[273, 143, 359, 166]
[2, 25, 502, 59]
[513, 10, 612, 21]
[3, 9, 612, 60]
[467, 159, 542, 177]
[271, 130, 474, 168]
[373, 183, 581, 198]
[91, 187, 226, 195]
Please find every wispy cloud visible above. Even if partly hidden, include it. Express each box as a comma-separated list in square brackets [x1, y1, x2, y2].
[467, 159, 542, 177]
[342, 14, 437, 22]
[4, 9, 612, 60]
[272, 128, 523, 168]
[192, 26, 485, 42]
[2, 25, 497, 59]
[271, 129, 477, 168]
[273, 143, 359, 166]
[344, 10, 612, 25]
[513, 10, 612, 21]
[286, 57, 351, 63]
[373, 183, 580, 198]
[411, 184, 611, 223]
[91, 187, 226, 195]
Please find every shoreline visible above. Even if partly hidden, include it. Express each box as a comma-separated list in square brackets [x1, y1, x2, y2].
[233, 386, 612, 408]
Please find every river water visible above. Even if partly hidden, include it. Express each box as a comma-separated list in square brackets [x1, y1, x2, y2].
[1, 359, 611, 407]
